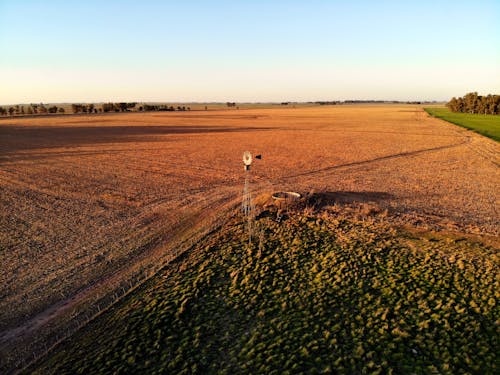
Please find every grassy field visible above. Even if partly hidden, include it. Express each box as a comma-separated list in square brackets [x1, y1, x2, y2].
[424, 107, 500, 142]
[32, 213, 499, 374]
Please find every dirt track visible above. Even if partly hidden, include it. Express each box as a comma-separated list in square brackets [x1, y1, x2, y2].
[0, 105, 498, 370]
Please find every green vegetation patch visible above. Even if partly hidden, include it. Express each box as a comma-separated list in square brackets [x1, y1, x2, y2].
[425, 107, 500, 142]
[34, 215, 499, 374]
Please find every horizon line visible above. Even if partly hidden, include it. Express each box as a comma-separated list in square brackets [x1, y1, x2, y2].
[0, 99, 447, 106]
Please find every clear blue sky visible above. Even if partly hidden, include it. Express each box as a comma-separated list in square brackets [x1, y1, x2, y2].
[1, 0, 499, 104]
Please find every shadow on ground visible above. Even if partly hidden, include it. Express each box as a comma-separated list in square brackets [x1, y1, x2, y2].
[305, 191, 393, 210]
[0, 124, 274, 154]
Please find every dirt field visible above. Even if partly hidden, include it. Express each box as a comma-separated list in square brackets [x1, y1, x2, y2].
[0, 105, 498, 370]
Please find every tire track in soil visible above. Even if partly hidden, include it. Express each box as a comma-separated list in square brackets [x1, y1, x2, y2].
[0, 185, 244, 373]
[280, 137, 471, 181]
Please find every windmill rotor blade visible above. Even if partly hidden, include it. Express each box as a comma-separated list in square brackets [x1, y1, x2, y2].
[243, 151, 252, 165]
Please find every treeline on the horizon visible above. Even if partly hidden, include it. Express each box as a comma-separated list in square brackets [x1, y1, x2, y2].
[447, 92, 500, 115]
[0, 103, 64, 116]
[311, 100, 436, 105]
[343, 100, 429, 104]
[71, 102, 191, 113]
[0, 102, 192, 116]
[71, 103, 139, 113]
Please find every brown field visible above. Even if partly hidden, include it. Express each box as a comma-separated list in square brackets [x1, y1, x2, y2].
[0, 105, 499, 370]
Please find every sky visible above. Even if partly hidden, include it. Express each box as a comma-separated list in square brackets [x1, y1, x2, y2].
[0, 0, 499, 104]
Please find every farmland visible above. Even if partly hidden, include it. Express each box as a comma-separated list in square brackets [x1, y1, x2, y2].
[0, 105, 499, 372]
[424, 107, 500, 142]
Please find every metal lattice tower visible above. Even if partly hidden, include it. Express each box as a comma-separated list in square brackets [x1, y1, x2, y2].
[242, 151, 255, 244]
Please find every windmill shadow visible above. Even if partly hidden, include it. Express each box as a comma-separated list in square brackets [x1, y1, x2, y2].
[305, 191, 393, 210]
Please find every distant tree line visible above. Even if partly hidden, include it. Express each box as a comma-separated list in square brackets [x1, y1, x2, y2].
[71, 103, 137, 113]
[344, 100, 408, 104]
[0, 103, 65, 116]
[0, 102, 194, 116]
[101, 102, 137, 113]
[73, 103, 191, 113]
[72, 104, 98, 113]
[447, 92, 500, 115]
[311, 100, 429, 105]
[138, 104, 190, 112]
[315, 101, 341, 105]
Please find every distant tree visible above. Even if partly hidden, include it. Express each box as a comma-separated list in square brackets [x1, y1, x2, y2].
[8, 107, 15, 115]
[102, 103, 113, 112]
[484, 95, 492, 115]
[456, 97, 465, 112]
[446, 97, 457, 112]
[447, 92, 499, 115]
[39, 105, 48, 114]
[58, 107, 65, 113]
[27, 106, 33, 115]
[48, 106, 58, 113]
[0, 107, 7, 115]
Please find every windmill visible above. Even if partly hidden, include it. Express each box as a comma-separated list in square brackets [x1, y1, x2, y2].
[242, 151, 261, 244]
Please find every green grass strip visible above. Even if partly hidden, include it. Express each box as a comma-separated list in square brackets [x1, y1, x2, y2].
[424, 107, 500, 142]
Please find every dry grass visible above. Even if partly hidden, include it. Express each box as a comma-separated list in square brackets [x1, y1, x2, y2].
[0, 105, 498, 369]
